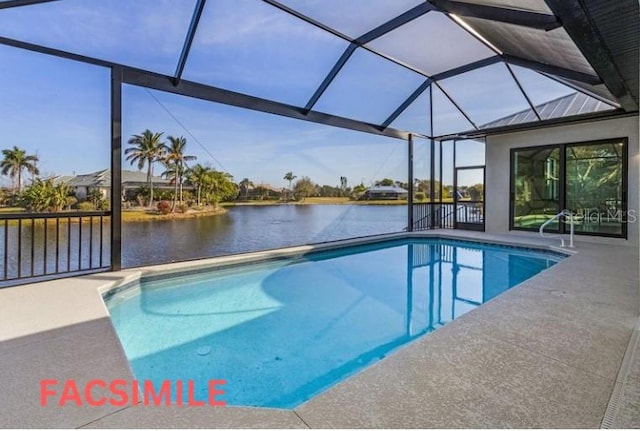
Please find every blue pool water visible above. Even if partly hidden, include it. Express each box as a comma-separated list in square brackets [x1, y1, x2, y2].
[106, 238, 564, 409]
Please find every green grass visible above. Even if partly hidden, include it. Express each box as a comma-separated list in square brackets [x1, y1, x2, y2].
[121, 207, 226, 222]
[0, 207, 25, 213]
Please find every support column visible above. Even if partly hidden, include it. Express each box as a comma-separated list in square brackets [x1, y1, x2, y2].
[110, 67, 122, 271]
[408, 133, 414, 232]
[429, 85, 436, 229]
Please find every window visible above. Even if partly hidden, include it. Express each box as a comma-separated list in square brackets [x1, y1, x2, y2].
[512, 147, 561, 231]
[566, 142, 625, 236]
[511, 139, 627, 238]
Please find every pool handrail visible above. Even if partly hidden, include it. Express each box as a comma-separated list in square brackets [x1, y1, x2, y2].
[539, 210, 575, 248]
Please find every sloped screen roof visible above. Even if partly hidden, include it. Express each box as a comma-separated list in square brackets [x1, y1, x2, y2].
[0, 0, 636, 140]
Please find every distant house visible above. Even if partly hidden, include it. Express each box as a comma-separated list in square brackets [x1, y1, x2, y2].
[51, 175, 75, 186]
[246, 183, 284, 200]
[59, 169, 172, 199]
[364, 186, 408, 200]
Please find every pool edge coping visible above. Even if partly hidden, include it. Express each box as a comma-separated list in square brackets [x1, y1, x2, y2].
[98, 230, 576, 301]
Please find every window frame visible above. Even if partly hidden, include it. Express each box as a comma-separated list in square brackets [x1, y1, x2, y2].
[509, 137, 628, 239]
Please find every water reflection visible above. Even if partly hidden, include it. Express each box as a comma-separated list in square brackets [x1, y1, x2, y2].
[122, 205, 406, 267]
[0, 218, 109, 281]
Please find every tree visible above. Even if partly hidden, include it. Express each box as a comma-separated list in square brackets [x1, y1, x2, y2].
[186, 164, 212, 206]
[467, 183, 484, 202]
[204, 171, 238, 205]
[340, 176, 347, 189]
[283, 171, 296, 202]
[253, 185, 268, 200]
[415, 179, 429, 192]
[318, 184, 341, 197]
[87, 188, 108, 210]
[239, 178, 254, 200]
[161, 165, 180, 211]
[340, 176, 348, 196]
[0, 146, 39, 193]
[161, 136, 196, 211]
[353, 183, 367, 193]
[125, 130, 165, 206]
[395, 180, 408, 189]
[293, 176, 316, 202]
[442, 185, 453, 200]
[352, 182, 367, 198]
[375, 178, 394, 187]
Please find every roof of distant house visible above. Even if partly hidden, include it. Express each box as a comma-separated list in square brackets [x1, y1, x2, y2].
[51, 175, 75, 186]
[249, 183, 284, 193]
[366, 186, 408, 193]
[61, 169, 170, 187]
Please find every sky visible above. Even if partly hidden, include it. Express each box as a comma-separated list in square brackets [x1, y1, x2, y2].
[0, 0, 585, 189]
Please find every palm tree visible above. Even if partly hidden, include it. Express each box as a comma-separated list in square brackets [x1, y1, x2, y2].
[0, 146, 39, 193]
[283, 171, 296, 202]
[125, 130, 165, 207]
[161, 136, 196, 211]
[51, 182, 71, 212]
[239, 178, 254, 200]
[161, 165, 180, 211]
[186, 164, 212, 207]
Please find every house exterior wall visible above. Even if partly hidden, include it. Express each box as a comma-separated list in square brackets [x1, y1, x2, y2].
[485, 115, 640, 245]
[72, 186, 88, 199]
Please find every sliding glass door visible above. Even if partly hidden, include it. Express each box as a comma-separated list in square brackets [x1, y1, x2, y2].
[511, 138, 627, 238]
[565, 141, 625, 236]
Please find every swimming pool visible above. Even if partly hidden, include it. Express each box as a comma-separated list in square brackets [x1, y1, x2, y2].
[106, 238, 565, 409]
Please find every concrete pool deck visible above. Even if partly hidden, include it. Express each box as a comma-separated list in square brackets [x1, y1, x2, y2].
[0, 231, 638, 428]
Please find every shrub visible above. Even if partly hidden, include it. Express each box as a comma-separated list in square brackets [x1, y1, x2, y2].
[134, 185, 150, 202]
[76, 201, 95, 211]
[0, 189, 9, 206]
[182, 191, 194, 202]
[97, 198, 110, 211]
[176, 203, 188, 214]
[156, 190, 172, 201]
[415, 192, 426, 201]
[157, 200, 171, 215]
[65, 196, 78, 209]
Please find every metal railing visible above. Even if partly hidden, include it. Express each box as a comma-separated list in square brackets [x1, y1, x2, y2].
[539, 210, 575, 248]
[409, 201, 485, 232]
[0, 211, 111, 285]
[455, 201, 484, 224]
[409, 203, 456, 231]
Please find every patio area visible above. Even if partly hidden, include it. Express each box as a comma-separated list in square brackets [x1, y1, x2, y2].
[0, 231, 638, 428]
